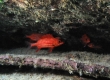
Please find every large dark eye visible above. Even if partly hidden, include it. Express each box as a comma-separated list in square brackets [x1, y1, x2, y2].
[59, 40, 61, 43]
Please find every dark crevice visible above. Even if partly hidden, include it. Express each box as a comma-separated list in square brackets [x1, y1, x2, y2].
[0, 65, 109, 80]
[0, 25, 110, 54]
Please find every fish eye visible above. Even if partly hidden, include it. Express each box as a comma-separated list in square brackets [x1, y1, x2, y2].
[59, 40, 61, 43]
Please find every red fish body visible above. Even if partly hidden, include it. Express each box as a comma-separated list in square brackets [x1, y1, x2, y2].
[87, 43, 101, 49]
[80, 34, 90, 46]
[30, 37, 64, 53]
[81, 34, 101, 49]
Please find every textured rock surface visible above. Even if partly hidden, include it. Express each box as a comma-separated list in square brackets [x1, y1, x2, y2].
[0, 71, 94, 80]
[0, 48, 110, 79]
[0, 0, 110, 53]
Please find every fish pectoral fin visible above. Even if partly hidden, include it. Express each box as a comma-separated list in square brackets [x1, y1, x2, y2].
[48, 47, 54, 53]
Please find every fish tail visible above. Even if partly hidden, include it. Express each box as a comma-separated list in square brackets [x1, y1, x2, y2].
[30, 43, 37, 48]
[25, 41, 35, 47]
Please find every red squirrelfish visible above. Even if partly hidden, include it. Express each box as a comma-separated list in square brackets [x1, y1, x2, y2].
[30, 37, 64, 53]
[80, 34, 90, 46]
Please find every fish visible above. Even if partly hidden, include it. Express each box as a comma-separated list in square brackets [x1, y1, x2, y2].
[26, 33, 55, 41]
[80, 34, 101, 49]
[26, 33, 43, 41]
[80, 34, 90, 46]
[30, 37, 64, 53]
[87, 43, 101, 49]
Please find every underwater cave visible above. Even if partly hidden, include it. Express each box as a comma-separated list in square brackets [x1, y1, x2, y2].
[0, 0, 110, 80]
